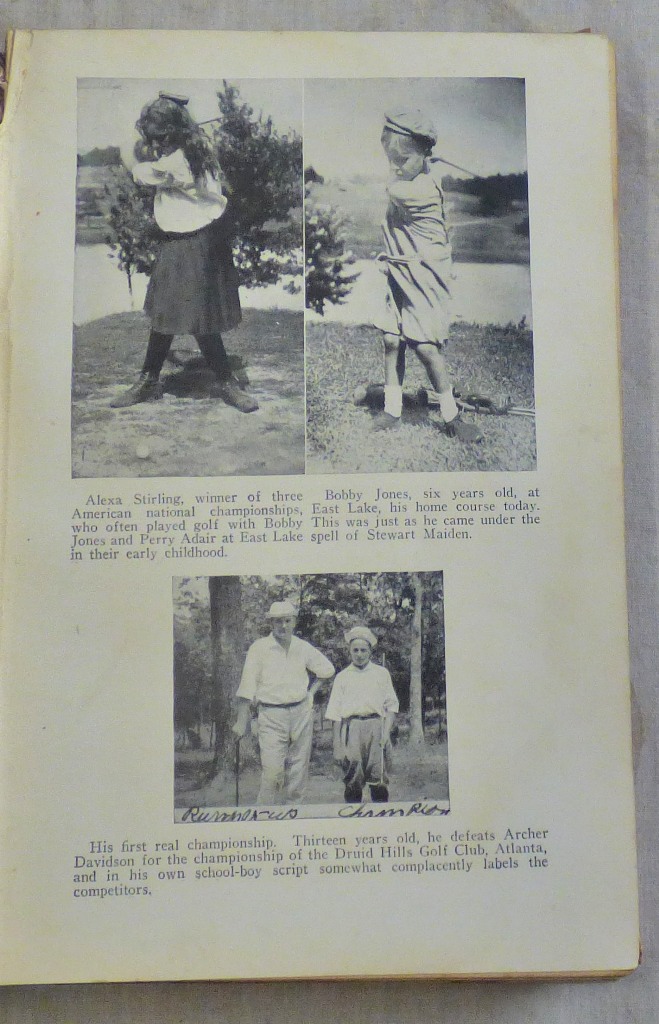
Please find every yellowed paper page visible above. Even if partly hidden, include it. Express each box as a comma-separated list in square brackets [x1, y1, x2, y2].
[0, 30, 638, 983]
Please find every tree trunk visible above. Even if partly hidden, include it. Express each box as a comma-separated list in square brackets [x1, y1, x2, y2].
[408, 573, 424, 745]
[208, 576, 244, 779]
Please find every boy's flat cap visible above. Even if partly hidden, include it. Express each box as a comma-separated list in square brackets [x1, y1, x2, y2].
[383, 109, 437, 145]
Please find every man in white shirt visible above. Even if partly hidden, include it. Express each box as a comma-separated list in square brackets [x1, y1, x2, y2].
[232, 601, 335, 805]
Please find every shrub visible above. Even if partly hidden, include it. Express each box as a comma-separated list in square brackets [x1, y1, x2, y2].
[105, 168, 157, 295]
[212, 82, 303, 287]
[104, 81, 303, 292]
[305, 202, 359, 314]
[304, 165, 324, 185]
[513, 215, 530, 237]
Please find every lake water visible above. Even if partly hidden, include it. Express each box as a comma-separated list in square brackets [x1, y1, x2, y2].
[307, 259, 533, 329]
[74, 245, 532, 328]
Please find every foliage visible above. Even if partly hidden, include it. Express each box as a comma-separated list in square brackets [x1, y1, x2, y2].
[78, 146, 121, 167]
[173, 572, 446, 758]
[211, 81, 303, 287]
[304, 177, 529, 264]
[105, 168, 157, 294]
[104, 81, 303, 291]
[173, 579, 213, 749]
[305, 201, 359, 314]
[443, 171, 528, 216]
[304, 165, 324, 185]
[513, 215, 530, 237]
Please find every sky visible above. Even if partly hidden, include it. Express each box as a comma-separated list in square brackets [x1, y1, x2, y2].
[77, 78, 303, 154]
[304, 78, 527, 180]
[78, 76, 527, 181]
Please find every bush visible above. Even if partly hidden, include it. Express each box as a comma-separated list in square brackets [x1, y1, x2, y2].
[212, 82, 303, 287]
[106, 168, 158, 294]
[105, 81, 303, 292]
[305, 202, 359, 314]
[513, 215, 530, 237]
[304, 165, 324, 185]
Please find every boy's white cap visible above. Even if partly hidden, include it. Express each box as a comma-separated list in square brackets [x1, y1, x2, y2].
[267, 600, 298, 619]
[345, 626, 378, 648]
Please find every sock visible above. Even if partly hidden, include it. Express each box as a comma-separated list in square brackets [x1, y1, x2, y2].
[384, 384, 403, 418]
[195, 334, 232, 382]
[142, 331, 173, 378]
[438, 387, 459, 423]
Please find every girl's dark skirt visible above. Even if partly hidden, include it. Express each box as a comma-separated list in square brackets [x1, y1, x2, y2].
[144, 217, 242, 335]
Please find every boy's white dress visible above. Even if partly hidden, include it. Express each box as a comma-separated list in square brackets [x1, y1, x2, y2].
[374, 163, 454, 345]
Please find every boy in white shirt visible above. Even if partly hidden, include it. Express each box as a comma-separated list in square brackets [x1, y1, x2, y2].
[325, 626, 399, 803]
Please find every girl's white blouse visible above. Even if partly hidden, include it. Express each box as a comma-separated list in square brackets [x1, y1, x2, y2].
[132, 148, 227, 233]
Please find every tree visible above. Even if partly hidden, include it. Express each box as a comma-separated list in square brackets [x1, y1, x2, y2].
[105, 168, 157, 297]
[304, 201, 359, 314]
[408, 573, 425, 744]
[304, 165, 324, 185]
[212, 82, 303, 288]
[173, 578, 214, 751]
[173, 571, 445, 784]
[208, 576, 245, 780]
[104, 81, 303, 294]
[442, 170, 528, 211]
[78, 146, 121, 167]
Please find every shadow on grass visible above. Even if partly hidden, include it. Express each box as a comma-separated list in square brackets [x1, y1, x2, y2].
[305, 321, 536, 475]
[72, 308, 304, 479]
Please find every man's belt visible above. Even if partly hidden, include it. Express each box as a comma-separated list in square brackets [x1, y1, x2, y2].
[345, 713, 380, 720]
[258, 698, 307, 709]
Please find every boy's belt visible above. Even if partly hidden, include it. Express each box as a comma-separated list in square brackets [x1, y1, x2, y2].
[341, 713, 380, 744]
[376, 252, 451, 268]
[258, 698, 307, 709]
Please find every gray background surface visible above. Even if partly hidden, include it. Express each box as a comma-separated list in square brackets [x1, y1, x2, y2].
[1, 2, 657, 1021]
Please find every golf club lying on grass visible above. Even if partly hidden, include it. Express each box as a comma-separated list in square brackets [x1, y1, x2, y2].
[353, 383, 535, 418]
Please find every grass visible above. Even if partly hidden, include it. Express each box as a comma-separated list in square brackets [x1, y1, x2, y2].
[175, 732, 449, 809]
[306, 320, 536, 475]
[71, 308, 304, 478]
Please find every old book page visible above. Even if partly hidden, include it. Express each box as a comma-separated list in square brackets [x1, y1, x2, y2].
[0, 30, 638, 983]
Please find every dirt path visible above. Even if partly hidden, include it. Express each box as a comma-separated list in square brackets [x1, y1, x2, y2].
[72, 308, 304, 478]
[176, 740, 449, 811]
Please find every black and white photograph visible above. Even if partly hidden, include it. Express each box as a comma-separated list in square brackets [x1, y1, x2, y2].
[72, 78, 304, 478]
[174, 571, 448, 819]
[304, 78, 535, 474]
